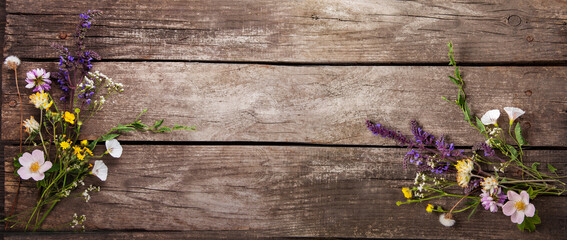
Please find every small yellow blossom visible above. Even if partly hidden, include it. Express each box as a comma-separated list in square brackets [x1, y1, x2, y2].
[81, 140, 88, 146]
[73, 146, 82, 155]
[84, 147, 93, 156]
[76, 152, 85, 160]
[29, 91, 53, 110]
[426, 204, 434, 213]
[64, 111, 75, 124]
[60, 141, 71, 150]
[402, 187, 412, 199]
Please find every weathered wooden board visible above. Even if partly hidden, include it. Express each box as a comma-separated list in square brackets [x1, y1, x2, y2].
[4, 0, 567, 63]
[4, 146, 566, 238]
[3, 63, 567, 146]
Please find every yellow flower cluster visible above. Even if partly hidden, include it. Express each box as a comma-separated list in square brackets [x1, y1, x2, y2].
[456, 158, 474, 187]
[29, 91, 53, 110]
[426, 204, 434, 213]
[72, 144, 93, 160]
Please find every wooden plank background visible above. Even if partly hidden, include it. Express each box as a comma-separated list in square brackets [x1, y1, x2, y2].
[2, 0, 567, 239]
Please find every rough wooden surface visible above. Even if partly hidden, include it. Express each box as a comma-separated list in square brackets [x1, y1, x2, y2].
[4, 146, 566, 239]
[3, 63, 567, 146]
[3, 0, 567, 239]
[4, 0, 567, 63]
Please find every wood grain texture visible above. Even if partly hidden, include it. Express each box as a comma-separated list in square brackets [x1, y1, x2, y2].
[3, 145, 566, 238]
[3, 63, 567, 146]
[4, 0, 567, 63]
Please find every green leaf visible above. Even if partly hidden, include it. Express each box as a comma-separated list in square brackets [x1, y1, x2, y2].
[153, 119, 165, 129]
[157, 126, 172, 132]
[547, 163, 558, 174]
[46, 163, 60, 173]
[467, 202, 479, 220]
[101, 134, 120, 141]
[507, 145, 518, 161]
[518, 211, 540, 232]
[449, 76, 460, 85]
[475, 117, 486, 133]
[527, 186, 534, 197]
[531, 162, 540, 173]
[514, 123, 528, 146]
[457, 91, 464, 105]
[173, 124, 196, 131]
[454, 66, 461, 79]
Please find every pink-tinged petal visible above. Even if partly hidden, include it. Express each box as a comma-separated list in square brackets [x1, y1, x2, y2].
[39, 161, 52, 173]
[507, 190, 520, 202]
[25, 82, 35, 89]
[519, 191, 530, 203]
[502, 201, 516, 216]
[31, 172, 45, 181]
[19, 152, 33, 167]
[524, 204, 536, 217]
[26, 71, 35, 80]
[31, 149, 45, 165]
[44, 72, 51, 79]
[511, 211, 525, 224]
[17, 167, 32, 180]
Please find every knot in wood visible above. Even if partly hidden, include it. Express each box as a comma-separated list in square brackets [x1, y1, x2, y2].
[507, 15, 522, 26]
[9, 100, 17, 107]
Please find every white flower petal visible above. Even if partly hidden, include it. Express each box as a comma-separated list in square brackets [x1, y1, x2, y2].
[480, 109, 500, 125]
[92, 160, 108, 181]
[19, 152, 33, 167]
[17, 167, 32, 180]
[105, 139, 123, 158]
[503, 107, 525, 123]
[31, 149, 45, 165]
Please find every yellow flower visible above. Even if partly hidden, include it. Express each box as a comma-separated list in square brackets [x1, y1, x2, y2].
[426, 204, 434, 213]
[60, 141, 71, 150]
[63, 111, 75, 124]
[76, 152, 85, 160]
[456, 158, 474, 187]
[73, 146, 82, 155]
[81, 140, 88, 146]
[84, 147, 93, 156]
[29, 91, 53, 110]
[402, 187, 412, 199]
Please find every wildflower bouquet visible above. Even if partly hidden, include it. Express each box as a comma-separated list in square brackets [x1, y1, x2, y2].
[3, 10, 194, 231]
[367, 43, 565, 232]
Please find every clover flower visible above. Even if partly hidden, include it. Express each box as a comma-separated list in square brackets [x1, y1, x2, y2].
[480, 187, 507, 213]
[502, 190, 535, 224]
[4, 55, 21, 70]
[91, 160, 108, 181]
[105, 139, 123, 158]
[480, 109, 500, 126]
[25, 68, 52, 92]
[455, 158, 474, 187]
[439, 213, 455, 227]
[17, 149, 52, 181]
[29, 91, 53, 110]
[23, 116, 40, 134]
[503, 107, 525, 126]
[481, 176, 499, 195]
